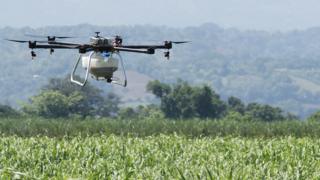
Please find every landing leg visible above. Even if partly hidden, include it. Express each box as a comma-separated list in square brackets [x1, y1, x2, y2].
[110, 52, 128, 87]
[71, 51, 95, 86]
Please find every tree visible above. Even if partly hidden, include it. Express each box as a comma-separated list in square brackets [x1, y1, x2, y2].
[307, 111, 320, 122]
[147, 80, 293, 121]
[23, 75, 120, 118]
[22, 90, 71, 118]
[245, 103, 285, 122]
[118, 107, 138, 119]
[118, 105, 164, 119]
[95, 92, 120, 117]
[148, 80, 226, 119]
[193, 85, 226, 118]
[147, 80, 171, 98]
[227, 96, 245, 114]
[0, 104, 19, 117]
[161, 94, 180, 118]
[43, 75, 104, 116]
[162, 81, 195, 119]
[135, 105, 164, 119]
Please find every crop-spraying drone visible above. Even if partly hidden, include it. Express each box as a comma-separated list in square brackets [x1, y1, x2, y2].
[6, 32, 188, 87]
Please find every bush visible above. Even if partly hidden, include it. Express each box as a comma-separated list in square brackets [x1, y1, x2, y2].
[22, 76, 121, 118]
[0, 104, 20, 117]
[147, 80, 226, 119]
[307, 111, 320, 122]
[22, 90, 71, 118]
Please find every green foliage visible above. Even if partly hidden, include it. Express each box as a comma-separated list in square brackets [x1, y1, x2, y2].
[146, 80, 171, 98]
[118, 105, 165, 120]
[227, 96, 245, 114]
[245, 103, 286, 122]
[223, 111, 250, 122]
[165, 81, 195, 118]
[193, 85, 226, 118]
[307, 110, 320, 122]
[43, 75, 120, 117]
[0, 135, 320, 179]
[135, 105, 165, 119]
[95, 93, 120, 117]
[23, 75, 120, 118]
[118, 107, 138, 119]
[148, 80, 226, 119]
[0, 104, 19, 117]
[22, 90, 71, 118]
[147, 80, 294, 121]
[0, 117, 318, 138]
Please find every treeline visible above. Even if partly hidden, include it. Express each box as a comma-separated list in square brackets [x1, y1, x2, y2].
[145, 80, 298, 121]
[1, 76, 320, 137]
[1, 76, 320, 122]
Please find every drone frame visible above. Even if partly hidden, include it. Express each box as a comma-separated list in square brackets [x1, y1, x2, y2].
[5, 33, 189, 87]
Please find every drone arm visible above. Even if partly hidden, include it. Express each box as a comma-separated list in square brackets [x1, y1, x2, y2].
[119, 45, 168, 49]
[114, 47, 155, 54]
[48, 41, 83, 46]
[119, 41, 189, 50]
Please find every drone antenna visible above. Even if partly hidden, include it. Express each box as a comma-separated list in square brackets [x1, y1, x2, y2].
[95, 32, 100, 37]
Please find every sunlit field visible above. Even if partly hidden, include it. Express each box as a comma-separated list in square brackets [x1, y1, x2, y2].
[0, 135, 319, 179]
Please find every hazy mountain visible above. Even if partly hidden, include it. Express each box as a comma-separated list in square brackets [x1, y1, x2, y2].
[1, 24, 320, 118]
[3, 0, 320, 31]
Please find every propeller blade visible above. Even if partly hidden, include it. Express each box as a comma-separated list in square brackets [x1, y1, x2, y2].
[113, 35, 125, 38]
[55, 36, 75, 39]
[5, 39, 29, 43]
[25, 34, 75, 39]
[171, 41, 190, 44]
[25, 34, 47, 38]
[5, 39, 49, 43]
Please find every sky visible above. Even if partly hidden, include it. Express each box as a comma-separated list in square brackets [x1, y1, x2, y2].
[1, 0, 320, 31]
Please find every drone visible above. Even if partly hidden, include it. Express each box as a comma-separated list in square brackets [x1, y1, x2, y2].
[6, 32, 188, 87]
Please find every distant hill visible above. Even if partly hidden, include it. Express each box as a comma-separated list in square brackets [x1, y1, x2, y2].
[1, 23, 320, 118]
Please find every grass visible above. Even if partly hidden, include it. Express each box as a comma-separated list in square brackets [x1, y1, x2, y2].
[0, 135, 319, 179]
[0, 117, 319, 138]
[1, 117, 319, 179]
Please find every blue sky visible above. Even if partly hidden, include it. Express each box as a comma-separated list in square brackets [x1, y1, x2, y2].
[1, 0, 320, 31]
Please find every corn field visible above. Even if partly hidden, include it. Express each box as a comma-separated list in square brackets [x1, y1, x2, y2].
[0, 135, 319, 179]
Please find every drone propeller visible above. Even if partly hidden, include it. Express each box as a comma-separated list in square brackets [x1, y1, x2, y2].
[25, 34, 76, 42]
[25, 34, 75, 39]
[5, 39, 29, 43]
[171, 41, 190, 44]
[5, 39, 48, 43]
[113, 35, 123, 38]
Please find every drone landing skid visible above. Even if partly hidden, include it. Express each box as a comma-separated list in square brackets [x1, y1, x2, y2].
[112, 52, 127, 87]
[110, 78, 127, 87]
[71, 52, 94, 87]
